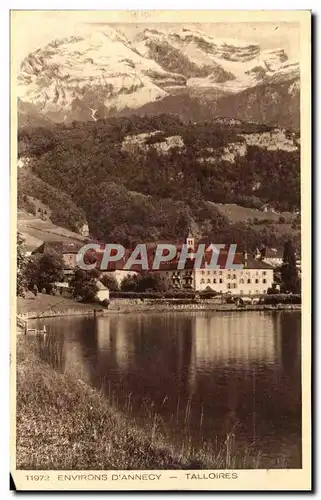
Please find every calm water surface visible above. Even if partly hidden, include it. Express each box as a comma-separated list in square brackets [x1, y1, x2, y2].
[31, 311, 301, 467]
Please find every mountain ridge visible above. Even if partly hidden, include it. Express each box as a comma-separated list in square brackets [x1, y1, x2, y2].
[18, 26, 300, 129]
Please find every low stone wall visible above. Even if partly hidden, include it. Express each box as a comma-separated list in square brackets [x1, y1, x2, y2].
[108, 298, 301, 314]
[18, 307, 97, 321]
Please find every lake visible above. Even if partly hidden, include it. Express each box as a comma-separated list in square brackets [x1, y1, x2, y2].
[30, 310, 301, 468]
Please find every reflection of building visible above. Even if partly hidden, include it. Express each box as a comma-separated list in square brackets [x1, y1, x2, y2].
[192, 314, 278, 367]
[96, 316, 131, 369]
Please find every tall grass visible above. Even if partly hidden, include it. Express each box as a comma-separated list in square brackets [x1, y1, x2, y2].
[16, 337, 291, 470]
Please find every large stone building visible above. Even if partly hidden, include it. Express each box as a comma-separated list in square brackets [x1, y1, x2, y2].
[145, 233, 274, 296]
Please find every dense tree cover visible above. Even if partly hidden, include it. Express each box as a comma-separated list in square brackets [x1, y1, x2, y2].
[17, 233, 27, 296]
[25, 251, 64, 293]
[281, 240, 300, 293]
[120, 271, 168, 293]
[69, 268, 99, 302]
[100, 273, 120, 292]
[18, 115, 300, 250]
[18, 170, 86, 232]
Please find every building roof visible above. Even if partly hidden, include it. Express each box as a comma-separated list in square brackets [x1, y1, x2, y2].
[98, 247, 245, 272]
[245, 256, 274, 270]
[260, 247, 283, 259]
[32, 241, 84, 255]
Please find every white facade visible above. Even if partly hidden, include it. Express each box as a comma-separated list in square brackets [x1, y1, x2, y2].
[194, 267, 273, 295]
[96, 281, 110, 302]
[157, 265, 274, 296]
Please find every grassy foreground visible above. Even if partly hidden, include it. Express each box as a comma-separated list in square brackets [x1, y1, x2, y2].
[17, 293, 101, 316]
[16, 338, 275, 470]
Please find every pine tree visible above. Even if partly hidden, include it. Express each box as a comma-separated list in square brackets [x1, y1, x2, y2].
[281, 240, 300, 293]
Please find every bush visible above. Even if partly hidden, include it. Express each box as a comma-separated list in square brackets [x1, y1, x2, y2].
[263, 294, 301, 305]
[110, 291, 197, 299]
[198, 291, 220, 299]
[110, 291, 163, 299]
[100, 274, 120, 292]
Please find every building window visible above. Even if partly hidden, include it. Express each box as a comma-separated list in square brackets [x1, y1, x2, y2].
[219, 271, 223, 275]
[233, 274, 236, 279]
[201, 270, 205, 275]
[263, 279, 267, 284]
[201, 279, 205, 284]
[219, 278, 223, 284]
[240, 279, 244, 284]
[247, 279, 251, 284]
[227, 273, 231, 279]
[207, 279, 211, 283]
[233, 283, 237, 288]
[207, 270, 211, 275]
[255, 279, 259, 284]
[227, 283, 231, 289]
[213, 279, 217, 284]
[263, 271, 267, 276]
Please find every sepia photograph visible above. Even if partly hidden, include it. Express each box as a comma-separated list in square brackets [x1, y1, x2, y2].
[10, 9, 311, 491]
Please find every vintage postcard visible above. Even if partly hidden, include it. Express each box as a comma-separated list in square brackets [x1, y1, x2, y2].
[10, 10, 311, 491]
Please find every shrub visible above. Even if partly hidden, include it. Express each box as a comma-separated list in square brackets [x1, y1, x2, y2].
[263, 294, 301, 305]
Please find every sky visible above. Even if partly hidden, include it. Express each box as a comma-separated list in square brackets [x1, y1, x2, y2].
[11, 11, 300, 65]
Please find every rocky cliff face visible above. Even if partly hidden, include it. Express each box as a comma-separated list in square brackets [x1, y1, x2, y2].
[18, 26, 300, 128]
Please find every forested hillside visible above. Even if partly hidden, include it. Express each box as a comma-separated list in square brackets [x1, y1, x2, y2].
[18, 170, 86, 233]
[18, 114, 300, 250]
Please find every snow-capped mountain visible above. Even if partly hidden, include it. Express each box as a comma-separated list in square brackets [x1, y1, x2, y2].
[18, 26, 300, 128]
[135, 28, 299, 94]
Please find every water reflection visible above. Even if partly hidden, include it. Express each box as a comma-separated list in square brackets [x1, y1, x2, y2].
[31, 311, 301, 467]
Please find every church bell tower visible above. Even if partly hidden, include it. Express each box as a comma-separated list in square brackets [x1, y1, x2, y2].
[186, 228, 195, 249]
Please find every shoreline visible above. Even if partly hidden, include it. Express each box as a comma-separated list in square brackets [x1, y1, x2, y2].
[17, 296, 301, 322]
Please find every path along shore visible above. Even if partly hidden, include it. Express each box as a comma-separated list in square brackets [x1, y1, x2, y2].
[17, 293, 301, 323]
